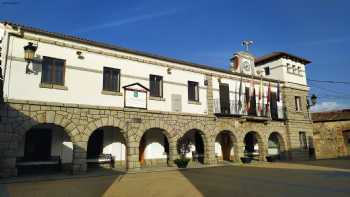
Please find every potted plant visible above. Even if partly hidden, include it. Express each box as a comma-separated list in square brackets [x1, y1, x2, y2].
[266, 156, 273, 162]
[174, 137, 191, 168]
[241, 157, 252, 163]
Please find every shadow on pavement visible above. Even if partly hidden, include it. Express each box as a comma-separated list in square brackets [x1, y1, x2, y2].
[178, 164, 350, 197]
[285, 157, 350, 170]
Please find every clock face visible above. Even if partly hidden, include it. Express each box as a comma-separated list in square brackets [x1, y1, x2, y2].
[241, 61, 251, 73]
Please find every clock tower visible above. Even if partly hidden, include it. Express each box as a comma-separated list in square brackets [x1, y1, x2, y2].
[230, 51, 256, 75]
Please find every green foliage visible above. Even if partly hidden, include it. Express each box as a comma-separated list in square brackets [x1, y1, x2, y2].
[174, 158, 190, 168]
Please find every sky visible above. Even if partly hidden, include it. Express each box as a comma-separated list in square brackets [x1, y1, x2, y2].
[1, 0, 349, 112]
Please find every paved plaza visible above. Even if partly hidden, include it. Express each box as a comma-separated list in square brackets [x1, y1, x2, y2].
[1, 159, 350, 197]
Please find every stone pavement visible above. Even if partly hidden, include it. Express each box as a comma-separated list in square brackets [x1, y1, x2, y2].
[2, 159, 350, 197]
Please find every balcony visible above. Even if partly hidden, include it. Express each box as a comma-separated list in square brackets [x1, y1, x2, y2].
[213, 99, 285, 121]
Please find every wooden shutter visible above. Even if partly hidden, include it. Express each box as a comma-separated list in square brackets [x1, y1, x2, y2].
[219, 83, 230, 114]
[270, 92, 278, 119]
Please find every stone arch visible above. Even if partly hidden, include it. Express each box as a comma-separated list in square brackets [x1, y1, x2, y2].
[83, 117, 128, 142]
[86, 125, 127, 169]
[178, 128, 208, 164]
[267, 131, 287, 160]
[215, 130, 240, 162]
[137, 120, 175, 143]
[243, 131, 266, 161]
[138, 127, 171, 167]
[15, 111, 78, 141]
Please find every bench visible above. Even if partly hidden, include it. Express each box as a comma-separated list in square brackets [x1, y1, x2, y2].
[87, 154, 114, 168]
[16, 156, 62, 173]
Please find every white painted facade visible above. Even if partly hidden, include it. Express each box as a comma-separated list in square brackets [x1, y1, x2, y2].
[255, 58, 307, 86]
[0, 22, 310, 163]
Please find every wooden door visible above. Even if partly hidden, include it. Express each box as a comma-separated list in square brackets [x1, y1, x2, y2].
[24, 129, 52, 161]
[270, 92, 278, 120]
[219, 83, 230, 114]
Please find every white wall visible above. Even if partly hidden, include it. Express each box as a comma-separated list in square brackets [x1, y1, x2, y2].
[102, 127, 126, 161]
[3, 33, 208, 114]
[143, 129, 167, 159]
[255, 58, 307, 86]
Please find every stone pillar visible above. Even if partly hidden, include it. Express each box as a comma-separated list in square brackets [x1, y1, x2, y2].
[168, 139, 178, 167]
[126, 140, 140, 170]
[204, 137, 216, 165]
[72, 141, 87, 175]
[235, 142, 245, 162]
[0, 131, 18, 177]
[258, 141, 268, 162]
[206, 75, 214, 115]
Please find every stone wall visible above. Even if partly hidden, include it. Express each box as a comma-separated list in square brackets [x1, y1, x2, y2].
[0, 98, 302, 178]
[281, 86, 314, 160]
[313, 120, 350, 159]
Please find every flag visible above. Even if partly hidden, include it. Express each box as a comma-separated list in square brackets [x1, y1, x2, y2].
[277, 81, 280, 102]
[266, 82, 271, 115]
[258, 77, 263, 112]
[238, 76, 243, 112]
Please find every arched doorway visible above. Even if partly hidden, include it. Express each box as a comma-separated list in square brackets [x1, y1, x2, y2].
[177, 129, 205, 164]
[139, 128, 170, 167]
[244, 131, 263, 160]
[87, 126, 126, 170]
[343, 130, 350, 155]
[17, 123, 73, 174]
[268, 132, 286, 160]
[215, 131, 237, 162]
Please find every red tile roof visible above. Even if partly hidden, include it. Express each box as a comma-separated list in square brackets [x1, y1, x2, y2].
[255, 52, 311, 66]
[312, 109, 350, 122]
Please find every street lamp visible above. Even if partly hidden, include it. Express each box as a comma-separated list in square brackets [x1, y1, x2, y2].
[23, 42, 37, 73]
[307, 94, 317, 109]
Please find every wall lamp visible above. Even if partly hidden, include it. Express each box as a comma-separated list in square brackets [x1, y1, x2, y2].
[307, 94, 317, 109]
[76, 51, 84, 59]
[23, 42, 38, 73]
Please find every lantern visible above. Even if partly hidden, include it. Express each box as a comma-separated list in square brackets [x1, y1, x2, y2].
[310, 94, 317, 106]
[24, 42, 37, 62]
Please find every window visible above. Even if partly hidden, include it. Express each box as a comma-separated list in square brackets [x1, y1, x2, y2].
[295, 96, 302, 111]
[264, 67, 270, 75]
[299, 132, 308, 149]
[149, 75, 163, 97]
[103, 67, 120, 92]
[41, 56, 65, 85]
[188, 81, 199, 102]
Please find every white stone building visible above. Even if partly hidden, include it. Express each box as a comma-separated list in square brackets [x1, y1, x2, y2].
[0, 21, 313, 177]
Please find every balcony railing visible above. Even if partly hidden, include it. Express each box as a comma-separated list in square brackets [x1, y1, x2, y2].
[213, 99, 285, 120]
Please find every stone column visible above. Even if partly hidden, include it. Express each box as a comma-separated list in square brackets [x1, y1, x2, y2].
[204, 137, 216, 165]
[206, 75, 214, 115]
[168, 139, 178, 167]
[235, 141, 245, 162]
[258, 140, 268, 162]
[126, 140, 140, 170]
[72, 141, 87, 175]
[0, 130, 18, 177]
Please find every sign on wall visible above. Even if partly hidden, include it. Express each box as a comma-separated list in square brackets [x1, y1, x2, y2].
[123, 83, 149, 109]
